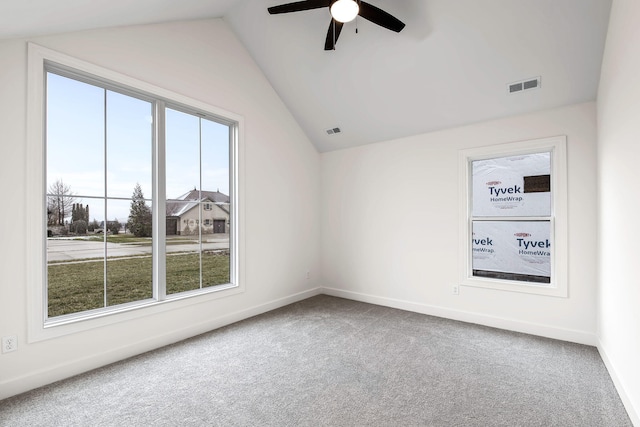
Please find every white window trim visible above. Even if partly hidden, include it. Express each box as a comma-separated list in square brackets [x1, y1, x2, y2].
[26, 43, 246, 342]
[458, 135, 568, 297]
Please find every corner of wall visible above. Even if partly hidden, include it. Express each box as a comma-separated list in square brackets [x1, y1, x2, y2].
[597, 341, 640, 426]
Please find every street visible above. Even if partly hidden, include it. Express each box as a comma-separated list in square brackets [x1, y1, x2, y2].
[47, 236, 229, 262]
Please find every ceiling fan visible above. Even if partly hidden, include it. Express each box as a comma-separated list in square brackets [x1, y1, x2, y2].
[267, 0, 405, 50]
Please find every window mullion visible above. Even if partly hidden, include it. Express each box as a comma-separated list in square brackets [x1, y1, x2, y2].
[229, 124, 237, 286]
[199, 118, 203, 290]
[103, 88, 108, 309]
[154, 101, 166, 301]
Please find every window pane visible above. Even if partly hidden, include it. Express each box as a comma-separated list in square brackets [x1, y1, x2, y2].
[201, 119, 231, 288]
[164, 107, 201, 295]
[165, 202, 230, 295]
[165, 183, 201, 295]
[472, 153, 551, 217]
[166, 251, 201, 295]
[46, 73, 104, 198]
[201, 118, 230, 196]
[106, 91, 152, 198]
[472, 220, 551, 284]
[47, 258, 105, 317]
[47, 197, 106, 317]
[165, 109, 232, 295]
[106, 199, 153, 306]
[166, 108, 200, 199]
[201, 201, 230, 288]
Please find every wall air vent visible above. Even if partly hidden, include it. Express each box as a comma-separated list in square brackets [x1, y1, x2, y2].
[508, 76, 541, 94]
[326, 127, 341, 135]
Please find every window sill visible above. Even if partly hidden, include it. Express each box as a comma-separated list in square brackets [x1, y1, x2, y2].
[32, 284, 242, 343]
[461, 276, 567, 297]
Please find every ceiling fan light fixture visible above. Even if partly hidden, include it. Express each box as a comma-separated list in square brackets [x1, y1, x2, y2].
[330, 0, 359, 23]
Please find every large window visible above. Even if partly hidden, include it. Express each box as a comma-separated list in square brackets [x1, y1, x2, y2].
[46, 71, 155, 317]
[459, 136, 567, 297]
[28, 44, 240, 334]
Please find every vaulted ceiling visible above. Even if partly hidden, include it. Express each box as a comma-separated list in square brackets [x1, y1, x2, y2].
[1, 0, 612, 152]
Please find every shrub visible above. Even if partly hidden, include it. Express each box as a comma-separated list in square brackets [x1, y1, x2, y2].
[88, 219, 100, 232]
[72, 220, 88, 235]
[107, 220, 122, 235]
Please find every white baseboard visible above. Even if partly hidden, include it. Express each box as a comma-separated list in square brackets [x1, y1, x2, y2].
[0, 287, 323, 400]
[597, 342, 640, 426]
[321, 287, 597, 346]
[2, 286, 603, 402]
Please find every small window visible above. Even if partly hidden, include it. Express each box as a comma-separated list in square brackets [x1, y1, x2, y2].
[471, 152, 551, 284]
[204, 203, 212, 211]
[459, 136, 567, 297]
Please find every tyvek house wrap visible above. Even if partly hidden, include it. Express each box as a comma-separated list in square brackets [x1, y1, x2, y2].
[472, 152, 551, 217]
[472, 221, 551, 283]
[471, 152, 552, 283]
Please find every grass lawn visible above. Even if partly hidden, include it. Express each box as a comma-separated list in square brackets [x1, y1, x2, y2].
[47, 252, 230, 317]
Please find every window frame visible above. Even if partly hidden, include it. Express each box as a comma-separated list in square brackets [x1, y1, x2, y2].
[458, 136, 568, 297]
[26, 43, 245, 342]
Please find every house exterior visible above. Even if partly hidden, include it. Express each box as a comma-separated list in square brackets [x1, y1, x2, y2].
[165, 189, 230, 236]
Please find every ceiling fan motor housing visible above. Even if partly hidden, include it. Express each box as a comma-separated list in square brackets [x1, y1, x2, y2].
[267, 0, 405, 50]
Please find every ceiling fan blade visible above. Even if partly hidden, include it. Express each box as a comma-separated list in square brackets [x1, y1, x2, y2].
[324, 19, 344, 50]
[358, 1, 405, 32]
[268, 0, 331, 14]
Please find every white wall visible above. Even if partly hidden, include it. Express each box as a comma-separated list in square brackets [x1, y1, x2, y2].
[321, 102, 598, 344]
[0, 19, 320, 399]
[597, 0, 640, 423]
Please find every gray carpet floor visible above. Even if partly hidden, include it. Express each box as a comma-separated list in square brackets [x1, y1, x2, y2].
[0, 295, 632, 426]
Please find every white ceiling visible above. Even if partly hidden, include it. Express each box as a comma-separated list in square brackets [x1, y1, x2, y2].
[1, 0, 612, 152]
[0, 0, 240, 39]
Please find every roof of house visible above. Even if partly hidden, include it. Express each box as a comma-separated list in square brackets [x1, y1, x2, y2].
[166, 189, 230, 218]
[176, 189, 230, 204]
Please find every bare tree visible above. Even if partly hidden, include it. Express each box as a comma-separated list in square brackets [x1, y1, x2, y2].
[47, 179, 76, 226]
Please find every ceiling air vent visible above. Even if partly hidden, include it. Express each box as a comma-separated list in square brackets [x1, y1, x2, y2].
[326, 127, 341, 135]
[508, 77, 541, 94]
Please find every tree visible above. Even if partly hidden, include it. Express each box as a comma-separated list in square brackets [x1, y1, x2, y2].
[127, 183, 152, 237]
[107, 219, 122, 235]
[70, 203, 90, 234]
[71, 203, 89, 223]
[47, 179, 76, 226]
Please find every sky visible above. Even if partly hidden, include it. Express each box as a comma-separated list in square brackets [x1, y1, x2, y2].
[46, 72, 231, 224]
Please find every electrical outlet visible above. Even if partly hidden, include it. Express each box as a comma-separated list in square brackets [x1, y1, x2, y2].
[452, 285, 459, 295]
[2, 335, 18, 353]
[306, 271, 311, 280]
